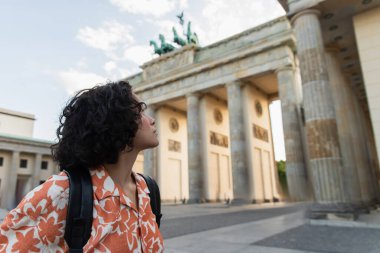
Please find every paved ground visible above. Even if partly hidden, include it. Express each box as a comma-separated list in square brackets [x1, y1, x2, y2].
[162, 202, 380, 253]
[255, 224, 380, 253]
[160, 203, 305, 239]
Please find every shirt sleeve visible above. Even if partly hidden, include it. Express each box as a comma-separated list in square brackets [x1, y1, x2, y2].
[0, 173, 70, 252]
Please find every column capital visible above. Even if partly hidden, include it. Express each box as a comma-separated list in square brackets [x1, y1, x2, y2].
[185, 92, 201, 99]
[275, 65, 295, 74]
[225, 80, 247, 88]
[291, 9, 321, 24]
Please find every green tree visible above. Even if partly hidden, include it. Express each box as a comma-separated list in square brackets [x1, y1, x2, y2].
[277, 160, 288, 194]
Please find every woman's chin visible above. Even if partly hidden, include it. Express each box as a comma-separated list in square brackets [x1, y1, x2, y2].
[145, 140, 159, 149]
[152, 140, 159, 147]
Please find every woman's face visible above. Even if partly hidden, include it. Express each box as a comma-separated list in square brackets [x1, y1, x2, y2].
[133, 97, 159, 151]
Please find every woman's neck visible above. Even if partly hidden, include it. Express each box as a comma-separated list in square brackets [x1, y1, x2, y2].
[103, 149, 139, 188]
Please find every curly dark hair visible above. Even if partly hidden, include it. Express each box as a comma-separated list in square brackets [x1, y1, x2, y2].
[51, 80, 146, 170]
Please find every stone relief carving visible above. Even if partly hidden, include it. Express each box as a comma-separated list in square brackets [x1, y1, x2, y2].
[168, 139, 181, 152]
[169, 118, 179, 132]
[255, 100, 263, 117]
[214, 109, 223, 125]
[210, 131, 229, 148]
[253, 124, 269, 142]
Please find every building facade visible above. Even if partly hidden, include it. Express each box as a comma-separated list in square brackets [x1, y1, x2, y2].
[125, 0, 380, 216]
[127, 17, 293, 204]
[0, 108, 58, 210]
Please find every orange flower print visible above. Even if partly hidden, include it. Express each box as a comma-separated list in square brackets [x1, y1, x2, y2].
[23, 200, 47, 220]
[0, 232, 8, 251]
[12, 230, 39, 253]
[38, 215, 63, 244]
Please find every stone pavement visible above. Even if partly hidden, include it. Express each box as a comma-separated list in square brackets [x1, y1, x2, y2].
[164, 210, 307, 253]
[162, 203, 380, 253]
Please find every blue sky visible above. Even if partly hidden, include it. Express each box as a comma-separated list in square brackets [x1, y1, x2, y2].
[0, 0, 286, 160]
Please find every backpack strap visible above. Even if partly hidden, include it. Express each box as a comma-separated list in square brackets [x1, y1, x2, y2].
[64, 168, 93, 253]
[138, 173, 162, 228]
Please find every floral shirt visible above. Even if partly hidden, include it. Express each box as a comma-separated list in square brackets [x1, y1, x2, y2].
[0, 167, 164, 252]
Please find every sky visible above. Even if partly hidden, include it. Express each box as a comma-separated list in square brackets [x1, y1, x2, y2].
[0, 0, 286, 160]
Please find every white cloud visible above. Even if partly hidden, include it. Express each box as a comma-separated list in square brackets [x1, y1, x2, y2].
[150, 19, 181, 45]
[179, 0, 188, 9]
[104, 61, 117, 72]
[109, 0, 186, 17]
[103, 61, 131, 80]
[57, 69, 108, 95]
[76, 58, 88, 69]
[200, 0, 285, 45]
[77, 20, 135, 54]
[124, 45, 154, 66]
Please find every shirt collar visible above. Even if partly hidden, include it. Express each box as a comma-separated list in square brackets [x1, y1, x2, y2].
[90, 166, 150, 210]
[90, 166, 120, 200]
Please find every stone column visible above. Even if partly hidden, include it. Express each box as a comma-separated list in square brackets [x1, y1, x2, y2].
[325, 49, 362, 207]
[354, 99, 378, 203]
[32, 153, 42, 189]
[227, 81, 250, 203]
[292, 10, 348, 212]
[363, 110, 380, 202]
[186, 93, 203, 202]
[143, 106, 157, 178]
[1, 151, 20, 210]
[276, 66, 309, 201]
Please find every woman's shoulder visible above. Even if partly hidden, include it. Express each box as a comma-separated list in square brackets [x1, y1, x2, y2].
[16, 171, 70, 220]
[0, 172, 70, 250]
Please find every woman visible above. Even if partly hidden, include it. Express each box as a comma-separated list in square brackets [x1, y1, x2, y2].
[0, 81, 163, 252]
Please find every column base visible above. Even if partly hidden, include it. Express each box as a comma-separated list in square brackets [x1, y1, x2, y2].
[369, 198, 380, 208]
[186, 198, 206, 204]
[251, 199, 270, 204]
[308, 202, 364, 220]
[231, 198, 280, 205]
[355, 199, 380, 214]
[230, 198, 252, 205]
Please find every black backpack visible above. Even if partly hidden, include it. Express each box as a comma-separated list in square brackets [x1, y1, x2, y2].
[63, 168, 162, 253]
